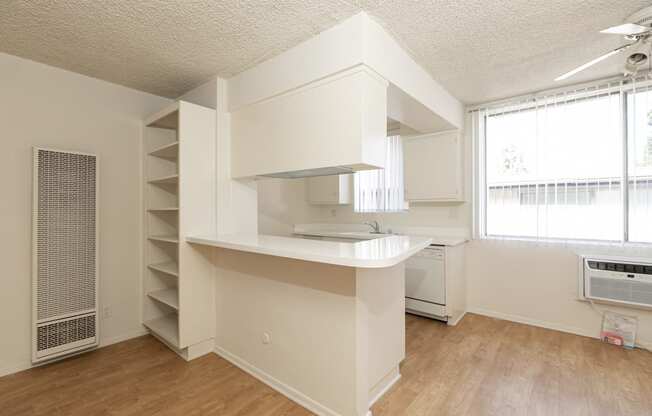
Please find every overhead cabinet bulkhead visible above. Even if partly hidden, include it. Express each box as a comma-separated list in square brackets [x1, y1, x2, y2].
[230, 66, 389, 179]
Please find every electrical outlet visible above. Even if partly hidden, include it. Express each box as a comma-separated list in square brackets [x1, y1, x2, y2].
[103, 306, 111, 319]
[262, 332, 271, 345]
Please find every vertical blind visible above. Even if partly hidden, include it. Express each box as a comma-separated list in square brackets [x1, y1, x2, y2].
[472, 77, 652, 243]
[354, 135, 405, 212]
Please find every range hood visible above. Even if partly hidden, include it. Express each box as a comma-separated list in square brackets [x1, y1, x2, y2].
[258, 166, 354, 179]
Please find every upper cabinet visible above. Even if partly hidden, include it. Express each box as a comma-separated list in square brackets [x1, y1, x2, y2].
[230, 66, 388, 179]
[306, 174, 352, 205]
[403, 130, 464, 202]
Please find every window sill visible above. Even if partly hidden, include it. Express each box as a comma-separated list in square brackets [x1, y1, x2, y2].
[478, 235, 652, 250]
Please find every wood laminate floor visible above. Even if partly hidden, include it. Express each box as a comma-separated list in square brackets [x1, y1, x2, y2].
[1, 313, 651, 416]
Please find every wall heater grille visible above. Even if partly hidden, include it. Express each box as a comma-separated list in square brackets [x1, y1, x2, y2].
[37, 314, 96, 352]
[33, 148, 99, 362]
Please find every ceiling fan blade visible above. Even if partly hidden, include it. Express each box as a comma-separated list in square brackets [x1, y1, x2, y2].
[600, 23, 649, 35]
[554, 43, 637, 81]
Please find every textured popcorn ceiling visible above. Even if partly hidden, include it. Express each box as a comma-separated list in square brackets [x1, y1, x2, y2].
[0, 1, 648, 103]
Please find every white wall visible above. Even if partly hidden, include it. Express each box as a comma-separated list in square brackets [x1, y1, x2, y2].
[0, 52, 170, 375]
[178, 76, 218, 109]
[466, 239, 652, 349]
[301, 201, 470, 231]
[257, 179, 323, 236]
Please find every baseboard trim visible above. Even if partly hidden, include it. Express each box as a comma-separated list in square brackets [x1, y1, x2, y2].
[468, 307, 652, 351]
[0, 328, 149, 378]
[100, 328, 148, 348]
[213, 345, 342, 416]
[185, 338, 215, 361]
[447, 310, 467, 326]
[368, 368, 400, 408]
[0, 361, 32, 378]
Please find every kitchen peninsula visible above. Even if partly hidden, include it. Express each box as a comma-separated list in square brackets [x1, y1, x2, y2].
[187, 233, 431, 416]
[175, 12, 458, 416]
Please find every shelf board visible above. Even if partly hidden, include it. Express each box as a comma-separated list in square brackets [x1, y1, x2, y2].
[148, 288, 179, 310]
[149, 142, 179, 160]
[148, 261, 179, 277]
[147, 207, 179, 212]
[143, 315, 179, 348]
[148, 235, 179, 244]
[148, 174, 178, 185]
[145, 102, 179, 130]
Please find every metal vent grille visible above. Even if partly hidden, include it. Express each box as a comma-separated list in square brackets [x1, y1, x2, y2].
[33, 148, 98, 362]
[590, 276, 652, 306]
[37, 314, 96, 352]
[36, 150, 96, 320]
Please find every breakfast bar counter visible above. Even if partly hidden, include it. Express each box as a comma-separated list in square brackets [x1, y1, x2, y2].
[187, 233, 431, 416]
[187, 233, 432, 268]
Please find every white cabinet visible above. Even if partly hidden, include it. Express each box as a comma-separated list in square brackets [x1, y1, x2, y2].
[306, 174, 352, 205]
[231, 66, 388, 178]
[403, 130, 463, 202]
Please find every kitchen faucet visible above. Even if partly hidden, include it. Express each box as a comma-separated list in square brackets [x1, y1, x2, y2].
[364, 220, 382, 234]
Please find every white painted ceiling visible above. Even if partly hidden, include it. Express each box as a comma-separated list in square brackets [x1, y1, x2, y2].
[0, 1, 648, 104]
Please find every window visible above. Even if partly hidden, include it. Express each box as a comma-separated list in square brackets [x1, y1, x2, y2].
[476, 81, 652, 243]
[354, 135, 405, 212]
[627, 89, 652, 243]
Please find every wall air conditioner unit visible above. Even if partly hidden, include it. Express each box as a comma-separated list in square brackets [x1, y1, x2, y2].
[32, 148, 99, 363]
[578, 255, 652, 309]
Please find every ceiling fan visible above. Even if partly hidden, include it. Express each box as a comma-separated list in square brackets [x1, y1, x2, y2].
[555, 6, 652, 81]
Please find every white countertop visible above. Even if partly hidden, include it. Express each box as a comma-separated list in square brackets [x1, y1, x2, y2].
[293, 227, 468, 247]
[294, 223, 469, 247]
[186, 233, 432, 268]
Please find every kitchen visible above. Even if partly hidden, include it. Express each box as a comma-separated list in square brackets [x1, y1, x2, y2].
[3, 3, 652, 416]
[173, 14, 469, 415]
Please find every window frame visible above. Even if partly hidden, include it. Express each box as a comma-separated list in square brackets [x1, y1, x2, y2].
[476, 81, 652, 245]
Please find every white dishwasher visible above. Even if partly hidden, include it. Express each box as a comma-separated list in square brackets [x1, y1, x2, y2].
[405, 245, 447, 322]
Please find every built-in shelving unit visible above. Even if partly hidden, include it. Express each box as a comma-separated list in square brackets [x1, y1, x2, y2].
[142, 100, 216, 360]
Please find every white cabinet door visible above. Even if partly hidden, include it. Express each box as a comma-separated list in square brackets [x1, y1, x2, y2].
[403, 130, 463, 201]
[306, 174, 352, 205]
